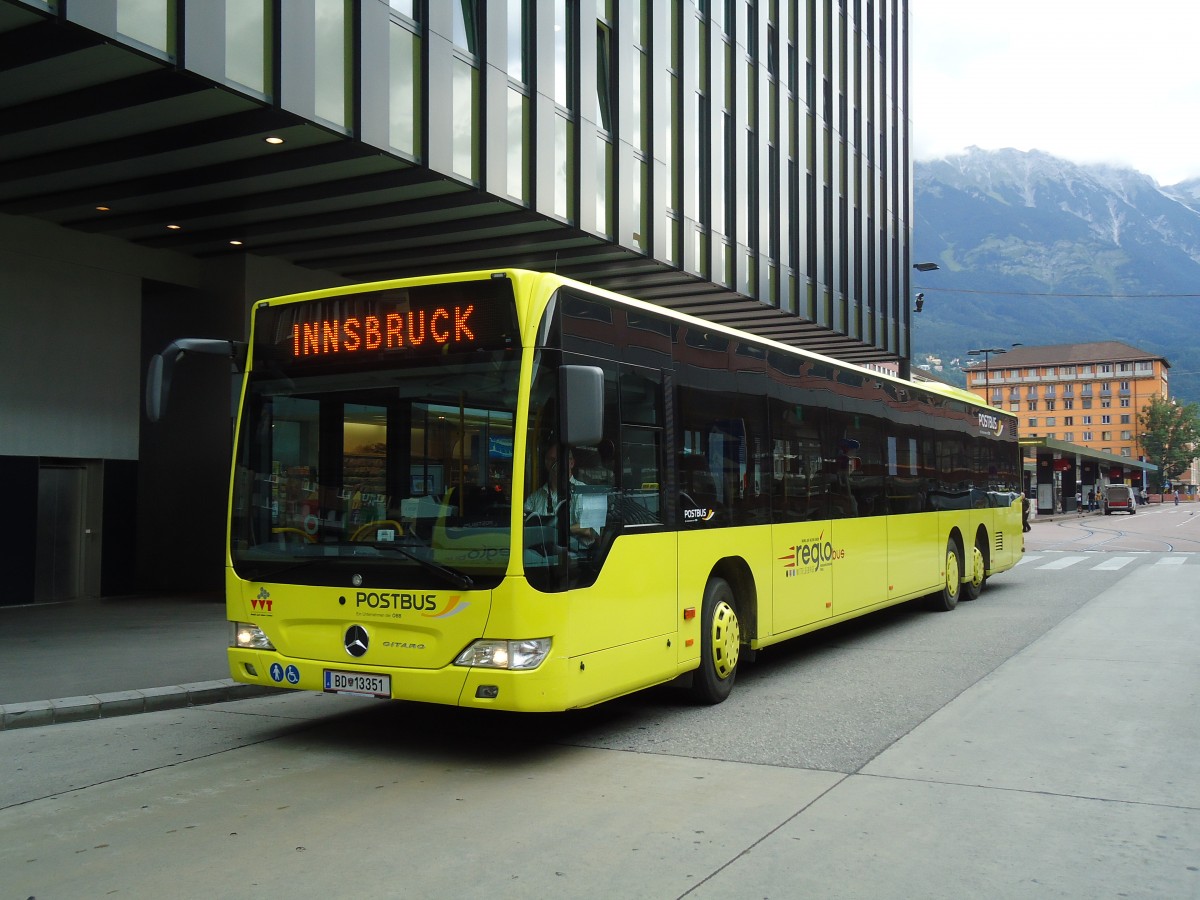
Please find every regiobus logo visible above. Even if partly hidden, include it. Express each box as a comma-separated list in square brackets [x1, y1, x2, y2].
[778, 533, 844, 577]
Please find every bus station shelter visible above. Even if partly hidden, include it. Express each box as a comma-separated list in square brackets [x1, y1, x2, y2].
[1021, 437, 1157, 515]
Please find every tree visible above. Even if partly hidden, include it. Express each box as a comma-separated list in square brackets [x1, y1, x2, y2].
[1138, 394, 1200, 492]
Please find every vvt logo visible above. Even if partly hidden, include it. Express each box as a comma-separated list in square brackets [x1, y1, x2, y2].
[252, 587, 273, 612]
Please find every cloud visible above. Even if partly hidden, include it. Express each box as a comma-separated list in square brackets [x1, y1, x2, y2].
[912, 0, 1200, 184]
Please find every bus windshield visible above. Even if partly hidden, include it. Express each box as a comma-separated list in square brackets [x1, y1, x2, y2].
[228, 267, 527, 590]
[231, 354, 519, 589]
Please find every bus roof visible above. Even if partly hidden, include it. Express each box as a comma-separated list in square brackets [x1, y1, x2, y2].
[255, 267, 1007, 422]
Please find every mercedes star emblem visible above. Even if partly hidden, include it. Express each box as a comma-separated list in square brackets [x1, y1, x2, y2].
[344, 624, 369, 658]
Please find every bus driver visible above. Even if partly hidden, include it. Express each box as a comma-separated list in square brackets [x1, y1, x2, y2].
[524, 444, 598, 547]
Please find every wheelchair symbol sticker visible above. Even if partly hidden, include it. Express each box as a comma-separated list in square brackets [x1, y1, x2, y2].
[285, 665, 300, 684]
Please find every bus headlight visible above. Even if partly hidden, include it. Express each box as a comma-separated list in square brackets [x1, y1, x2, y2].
[454, 638, 551, 670]
[232, 622, 275, 651]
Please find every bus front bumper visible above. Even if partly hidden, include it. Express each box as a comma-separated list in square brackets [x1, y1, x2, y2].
[227, 647, 572, 712]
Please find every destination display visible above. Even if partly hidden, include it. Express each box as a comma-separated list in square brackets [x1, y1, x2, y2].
[254, 278, 519, 365]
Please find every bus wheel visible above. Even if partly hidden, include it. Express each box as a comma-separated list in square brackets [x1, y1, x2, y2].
[962, 538, 986, 601]
[692, 577, 741, 704]
[928, 538, 962, 612]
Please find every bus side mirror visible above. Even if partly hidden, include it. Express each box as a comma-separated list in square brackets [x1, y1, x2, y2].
[561, 365, 604, 447]
[145, 338, 247, 423]
[145, 353, 168, 422]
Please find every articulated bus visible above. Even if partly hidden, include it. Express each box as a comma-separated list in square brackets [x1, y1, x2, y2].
[148, 269, 1023, 711]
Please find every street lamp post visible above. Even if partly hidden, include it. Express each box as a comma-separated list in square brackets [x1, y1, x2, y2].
[905, 263, 940, 380]
[967, 346, 1008, 406]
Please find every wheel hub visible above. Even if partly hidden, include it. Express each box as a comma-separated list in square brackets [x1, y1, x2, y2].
[945, 550, 961, 597]
[971, 546, 985, 586]
[710, 600, 740, 679]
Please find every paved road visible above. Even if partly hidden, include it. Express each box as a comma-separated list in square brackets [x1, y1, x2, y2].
[1028, 501, 1200, 553]
[3, 541, 1197, 898]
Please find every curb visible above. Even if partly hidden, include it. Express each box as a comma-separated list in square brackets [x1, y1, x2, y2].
[0, 679, 280, 731]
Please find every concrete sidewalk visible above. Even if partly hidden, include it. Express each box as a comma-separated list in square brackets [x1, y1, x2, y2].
[0, 593, 272, 730]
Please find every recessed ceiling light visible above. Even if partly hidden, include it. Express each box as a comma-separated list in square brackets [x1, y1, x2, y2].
[166, 224, 182, 230]
[96, 205, 111, 212]
[264, 136, 284, 145]
[229, 240, 244, 246]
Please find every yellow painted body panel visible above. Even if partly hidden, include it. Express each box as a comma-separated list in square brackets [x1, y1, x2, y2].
[830, 518, 890, 615]
[770, 521, 834, 632]
[227, 503, 1024, 711]
[561, 532, 678, 658]
[223, 269, 1026, 712]
[886, 512, 943, 599]
[676, 525, 774, 663]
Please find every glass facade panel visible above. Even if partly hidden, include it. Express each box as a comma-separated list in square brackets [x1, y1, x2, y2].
[388, 0, 415, 17]
[453, 0, 479, 53]
[596, 21, 613, 132]
[629, 158, 647, 252]
[508, 0, 527, 82]
[596, 136, 611, 236]
[225, 0, 269, 95]
[388, 21, 421, 157]
[630, 32, 645, 154]
[117, 0, 172, 53]
[507, 89, 529, 202]
[452, 57, 479, 181]
[314, 0, 350, 128]
[553, 114, 575, 220]
[554, 1, 571, 108]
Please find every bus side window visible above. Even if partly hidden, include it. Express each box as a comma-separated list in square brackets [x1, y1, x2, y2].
[613, 427, 662, 525]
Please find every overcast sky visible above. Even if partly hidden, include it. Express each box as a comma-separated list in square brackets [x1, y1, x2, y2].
[911, 0, 1200, 186]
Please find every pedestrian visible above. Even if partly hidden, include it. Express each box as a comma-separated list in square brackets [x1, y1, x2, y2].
[1087, 488, 1095, 512]
[1021, 494, 1031, 532]
[1175, 490, 1180, 506]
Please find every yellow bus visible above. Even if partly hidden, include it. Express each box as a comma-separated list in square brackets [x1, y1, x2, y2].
[148, 269, 1023, 711]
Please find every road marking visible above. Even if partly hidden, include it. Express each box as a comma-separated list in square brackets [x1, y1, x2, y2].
[1037, 556, 1088, 570]
[1016, 555, 1043, 566]
[1155, 557, 1187, 566]
[1091, 557, 1136, 571]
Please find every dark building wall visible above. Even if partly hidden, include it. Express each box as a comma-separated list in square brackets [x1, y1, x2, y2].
[0, 457, 38, 606]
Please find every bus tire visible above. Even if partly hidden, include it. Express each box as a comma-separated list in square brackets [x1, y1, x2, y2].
[962, 537, 987, 602]
[692, 577, 740, 704]
[927, 538, 962, 612]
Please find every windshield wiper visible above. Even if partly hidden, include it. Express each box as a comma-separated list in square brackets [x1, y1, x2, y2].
[370, 542, 475, 590]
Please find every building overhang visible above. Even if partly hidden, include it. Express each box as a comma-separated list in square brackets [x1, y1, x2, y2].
[1019, 437, 1157, 473]
[0, 2, 903, 367]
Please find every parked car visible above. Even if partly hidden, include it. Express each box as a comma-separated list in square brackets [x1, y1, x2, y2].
[1103, 484, 1136, 515]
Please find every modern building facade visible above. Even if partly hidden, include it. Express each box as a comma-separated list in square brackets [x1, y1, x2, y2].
[0, 0, 914, 603]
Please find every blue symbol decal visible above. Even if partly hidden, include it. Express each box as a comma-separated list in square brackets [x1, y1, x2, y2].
[285, 665, 300, 685]
[269, 662, 284, 683]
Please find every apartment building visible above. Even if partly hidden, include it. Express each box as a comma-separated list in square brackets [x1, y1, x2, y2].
[964, 342, 1169, 463]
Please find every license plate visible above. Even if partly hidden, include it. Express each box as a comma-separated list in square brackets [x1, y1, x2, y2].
[323, 670, 391, 698]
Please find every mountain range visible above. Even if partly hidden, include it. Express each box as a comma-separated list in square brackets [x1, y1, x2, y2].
[911, 147, 1200, 404]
